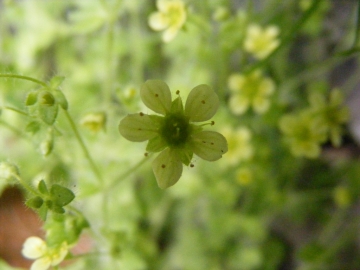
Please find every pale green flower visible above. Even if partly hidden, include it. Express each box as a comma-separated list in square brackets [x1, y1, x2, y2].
[148, 0, 186, 42]
[307, 89, 349, 147]
[119, 80, 228, 189]
[228, 70, 275, 114]
[244, 24, 280, 59]
[279, 112, 327, 158]
[80, 111, 107, 132]
[22, 237, 68, 270]
[221, 126, 253, 165]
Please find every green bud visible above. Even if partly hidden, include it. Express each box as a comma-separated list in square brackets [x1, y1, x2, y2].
[25, 121, 41, 134]
[25, 91, 39, 106]
[38, 101, 58, 125]
[39, 91, 56, 106]
[49, 75, 65, 89]
[53, 89, 68, 110]
[38, 179, 49, 195]
[26, 196, 44, 209]
[0, 161, 20, 182]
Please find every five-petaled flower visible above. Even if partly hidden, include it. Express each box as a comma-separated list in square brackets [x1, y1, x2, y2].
[228, 70, 275, 115]
[148, 0, 186, 42]
[244, 24, 280, 59]
[119, 80, 228, 189]
[22, 236, 68, 270]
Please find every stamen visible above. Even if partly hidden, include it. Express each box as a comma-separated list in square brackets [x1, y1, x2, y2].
[144, 152, 148, 157]
[139, 112, 144, 116]
[176, 90, 180, 95]
[161, 164, 166, 168]
[190, 164, 194, 168]
[201, 100, 205, 104]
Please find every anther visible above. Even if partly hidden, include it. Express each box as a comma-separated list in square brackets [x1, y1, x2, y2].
[190, 164, 194, 168]
[211, 121, 215, 125]
[144, 152, 148, 157]
[201, 100, 205, 104]
[176, 90, 180, 95]
[155, 94, 159, 97]
[139, 112, 144, 116]
[161, 164, 166, 168]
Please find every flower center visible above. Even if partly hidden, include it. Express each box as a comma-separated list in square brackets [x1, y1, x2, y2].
[160, 114, 190, 147]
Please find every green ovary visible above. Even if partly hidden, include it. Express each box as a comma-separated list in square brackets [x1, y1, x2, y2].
[160, 114, 190, 147]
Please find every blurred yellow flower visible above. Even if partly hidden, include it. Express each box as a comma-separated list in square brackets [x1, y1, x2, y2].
[222, 126, 253, 165]
[228, 70, 275, 114]
[244, 24, 280, 59]
[80, 111, 107, 132]
[148, 0, 186, 42]
[279, 112, 327, 158]
[333, 186, 351, 208]
[236, 167, 253, 186]
[307, 89, 349, 147]
[22, 237, 68, 270]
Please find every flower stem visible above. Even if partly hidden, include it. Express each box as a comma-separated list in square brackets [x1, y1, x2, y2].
[62, 109, 103, 184]
[0, 74, 48, 88]
[106, 155, 151, 191]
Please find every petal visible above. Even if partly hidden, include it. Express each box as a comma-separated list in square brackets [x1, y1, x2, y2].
[140, 80, 172, 114]
[152, 148, 183, 189]
[119, 113, 161, 142]
[191, 131, 228, 161]
[51, 242, 68, 266]
[148, 13, 169, 31]
[22, 237, 47, 259]
[252, 97, 270, 114]
[185, 84, 219, 122]
[31, 257, 52, 270]
[228, 74, 245, 92]
[258, 78, 275, 96]
[229, 95, 249, 115]
[157, 0, 169, 12]
[163, 26, 179, 42]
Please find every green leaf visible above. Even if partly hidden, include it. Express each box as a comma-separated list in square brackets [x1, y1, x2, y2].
[49, 75, 65, 89]
[50, 184, 75, 206]
[38, 204, 48, 221]
[26, 196, 44, 209]
[53, 89, 68, 110]
[25, 90, 39, 106]
[38, 180, 49, 195]
[25, 121, 41, 134]
[38, 103, 59, 125]
[52, 204, 65, 214]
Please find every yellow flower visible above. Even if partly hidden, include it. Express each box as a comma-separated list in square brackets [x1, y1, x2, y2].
[244, 24, 280, 59]
[236, 167, 253, 186]
[307, 89, 349, 147]
[221, 126, 253, 165]
[148, 0, 186, 42]
[333, 186, 351, 208]
[279, 112, 327, 158]
[22, 237, 68, 270]
[228, 70, 275, 114]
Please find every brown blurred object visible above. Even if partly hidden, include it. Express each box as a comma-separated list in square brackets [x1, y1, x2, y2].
[0, 186, 44, 268]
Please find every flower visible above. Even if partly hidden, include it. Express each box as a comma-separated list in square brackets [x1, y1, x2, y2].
[244, 24, 280, 59]
[279, 112, 327, 158]
[307, 89, 349, 147]
[228, 70, 275, 114]
[119, 80, 228, 189]
[221, 126, 253, 165]
[148, 0, 186, 42]
[22, 236, 68, 270]
[80, 111, 107, 132]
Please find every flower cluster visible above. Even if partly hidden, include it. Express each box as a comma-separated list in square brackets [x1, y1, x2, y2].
[279, 89, 349, 158]
[119, 80, 228, 189]
[244, 24, 280, 59]
[228, 70, 275, 114]
[22, 237, 68, 270]
[148, 0, 186, 42]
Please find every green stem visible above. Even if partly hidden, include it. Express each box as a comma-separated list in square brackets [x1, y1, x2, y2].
[244, 0, 322, 74]
[0, 74, 48, 88]
[14, 175, 39, 196]
[2, 106, 29, 116]
[106, 155, 151, 191]
[62, 110, 103, 184]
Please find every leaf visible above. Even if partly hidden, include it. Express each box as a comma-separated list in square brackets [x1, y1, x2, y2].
[50, 184, 75, 206]
[26, 196, 44, 209]
[25, 121, 41, 134]
[38, 180, 49, 195]
[53, 89, 68, 110]
[49, 75, 65, 89]
[25, 90, 39, 106]
[38, 103, 59, 125]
